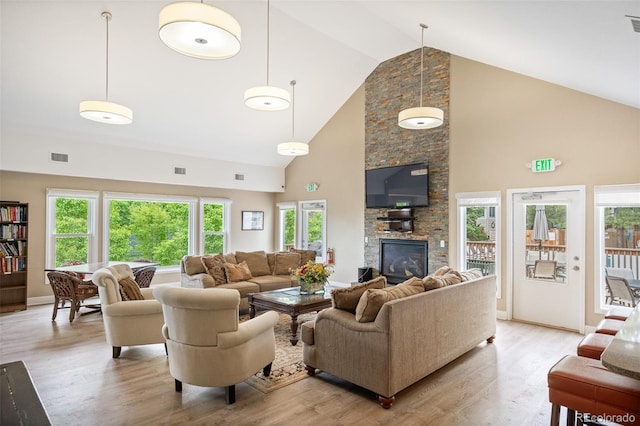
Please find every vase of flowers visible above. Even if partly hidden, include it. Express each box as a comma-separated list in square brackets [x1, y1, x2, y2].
[292, 261, 333, 295]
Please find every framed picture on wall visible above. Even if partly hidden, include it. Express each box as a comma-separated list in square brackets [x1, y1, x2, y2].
[242, 211, 264, 231]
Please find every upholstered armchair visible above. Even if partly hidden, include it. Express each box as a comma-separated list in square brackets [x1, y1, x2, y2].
[92, 264, 165, 358]
[153, 286, 279, 404]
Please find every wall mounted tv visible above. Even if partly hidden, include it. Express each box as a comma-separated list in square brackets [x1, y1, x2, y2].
[365, 163, 429, 208]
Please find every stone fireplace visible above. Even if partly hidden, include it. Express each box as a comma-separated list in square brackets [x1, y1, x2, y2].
[379, 239, 428, 284]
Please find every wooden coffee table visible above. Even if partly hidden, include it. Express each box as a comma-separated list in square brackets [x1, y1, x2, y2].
[248, 287, 332, 346]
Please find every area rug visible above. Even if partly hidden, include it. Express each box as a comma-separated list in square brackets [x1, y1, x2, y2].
[242, 312, 316, 393]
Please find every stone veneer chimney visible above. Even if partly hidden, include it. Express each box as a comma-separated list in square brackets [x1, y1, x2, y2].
[364, 46, 450, 276]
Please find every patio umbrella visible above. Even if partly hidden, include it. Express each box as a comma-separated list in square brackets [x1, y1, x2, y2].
[532, 205, 549, 259]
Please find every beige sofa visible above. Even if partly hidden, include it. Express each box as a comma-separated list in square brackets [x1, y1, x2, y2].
[180, 249, 316, 311]
[302, 273, 497, 408]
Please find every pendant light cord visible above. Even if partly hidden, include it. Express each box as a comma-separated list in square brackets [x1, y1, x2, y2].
[102, 11, 112, 101]
[266, 0, 270, 85]
[290, 80, 296, 139]
[419, 24, 427, 108]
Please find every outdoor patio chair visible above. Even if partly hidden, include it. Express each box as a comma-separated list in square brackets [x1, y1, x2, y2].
[605, 276, 638, 307]
[604, 267, 635, 280]
[533, 260, 557, 280]
[47, 271, 100, 322]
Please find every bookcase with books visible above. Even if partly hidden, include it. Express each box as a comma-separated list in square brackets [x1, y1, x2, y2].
[0, 202, 28, 312]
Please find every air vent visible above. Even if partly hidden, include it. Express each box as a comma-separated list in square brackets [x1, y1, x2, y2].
[50, 152, 69, 163]
[235, 174, 245, 181]
[174, 167, 186, 175]
[626, 15, 640, 33]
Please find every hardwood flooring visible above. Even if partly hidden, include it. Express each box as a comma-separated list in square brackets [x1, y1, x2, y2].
[0, 304, 584, 425]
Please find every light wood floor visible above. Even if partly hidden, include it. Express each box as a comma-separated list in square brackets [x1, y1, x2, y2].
[0, 304, 585, 425]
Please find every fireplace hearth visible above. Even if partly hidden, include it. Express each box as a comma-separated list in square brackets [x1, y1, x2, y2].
[379, 239, 428, 284]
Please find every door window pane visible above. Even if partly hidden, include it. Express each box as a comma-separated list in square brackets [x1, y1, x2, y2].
[525, 204, 566, 282]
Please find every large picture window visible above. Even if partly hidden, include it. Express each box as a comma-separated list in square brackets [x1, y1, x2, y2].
[103, 193, 197, 267]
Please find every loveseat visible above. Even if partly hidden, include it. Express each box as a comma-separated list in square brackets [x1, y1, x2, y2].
[180, 249, 316, 311]
[301, 269, 497, 408]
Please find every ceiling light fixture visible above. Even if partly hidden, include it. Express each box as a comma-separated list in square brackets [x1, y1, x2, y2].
[398, 24, 443, 130]
[277, 80, 308, 156]
[158, 1, 241, 60]
[79, 11, 132, 125]
[244, 0, 290, 111]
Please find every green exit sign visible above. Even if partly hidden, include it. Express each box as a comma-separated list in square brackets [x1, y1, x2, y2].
[532, 158, 556, 173]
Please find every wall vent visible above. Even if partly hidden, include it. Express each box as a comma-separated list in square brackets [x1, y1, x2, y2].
[50, 152, 69, 163]
[235, 173, 245, 181]
[174, 167, 186, 175]
[626, 15, 640, 33]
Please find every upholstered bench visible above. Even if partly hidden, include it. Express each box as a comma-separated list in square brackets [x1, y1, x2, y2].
[577, 333, 613, 360]
[595, 318, 624, 335]
[605, 306, 634, 321]
[547, 355, 640, 426]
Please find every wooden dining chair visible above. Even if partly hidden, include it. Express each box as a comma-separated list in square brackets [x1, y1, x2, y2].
[47, 271, 100, 322]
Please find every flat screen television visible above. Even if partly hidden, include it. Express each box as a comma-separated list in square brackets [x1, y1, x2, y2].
[365, 163, 429, 208]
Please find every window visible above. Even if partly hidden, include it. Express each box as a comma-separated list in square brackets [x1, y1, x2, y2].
[103, 193, 197, 267]
[456, 192, 501, 297]
[299, 200, 326, 263]
[277, 202, 296, 252]
[201, 198, 230, 254]
[46, 189, 98, 268]
[594, 184, 640, 311]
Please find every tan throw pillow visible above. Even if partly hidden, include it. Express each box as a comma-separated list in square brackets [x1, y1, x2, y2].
[183, 255, 206, 275]
[118, 277, 144, 301]
[235, 251, 271, 277]
[201, 254, 226, 285]
[274, 252, 301, 275]
[266, 252, 276, 274]
[355, 280, 424, 322]
[331, 276, 387, 313]
[459, 269, 484, 281]
[224, 261, 252, 282]
[422, 272, 463, 291]
[224, 253, 237, 264]
[433, 265, 453, 276]
[290, 248, 316, 266]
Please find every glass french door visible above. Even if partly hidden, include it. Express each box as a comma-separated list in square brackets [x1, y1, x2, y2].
[299, 201, 326, 263]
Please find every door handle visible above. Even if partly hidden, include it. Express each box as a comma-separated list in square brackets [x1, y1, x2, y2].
[572, 265, 580, 271]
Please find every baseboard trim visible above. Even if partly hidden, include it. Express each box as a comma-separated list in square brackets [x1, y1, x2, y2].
[496, 310, 508, 320]
[28, 296, 54, 306]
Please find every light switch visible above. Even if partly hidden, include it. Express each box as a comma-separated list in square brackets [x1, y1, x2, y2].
[440, 240, 445, 248]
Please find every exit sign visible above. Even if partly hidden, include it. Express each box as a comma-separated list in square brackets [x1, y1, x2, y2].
[532, 158, 556, 173]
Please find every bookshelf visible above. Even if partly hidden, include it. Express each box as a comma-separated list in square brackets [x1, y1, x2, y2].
[0, 201, 28, 312]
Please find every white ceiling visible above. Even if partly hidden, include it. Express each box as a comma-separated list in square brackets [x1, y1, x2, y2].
[2, 1, 639, 170]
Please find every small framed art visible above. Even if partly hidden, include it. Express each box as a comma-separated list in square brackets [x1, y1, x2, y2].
[241, 211, 264, 231]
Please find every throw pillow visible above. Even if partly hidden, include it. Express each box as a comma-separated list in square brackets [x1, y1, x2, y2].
[266, 252, 276, 274]
[355, 279, 424, 323]
[183, 255, 206, 275]
[422, 272, 463, 291]
[274, 252, 301, 275]
[224, 261, 252, 282]
[433, 265, 453, 276]
[290, 248, 317, 266]
[331, 276, 387, 313]
[118, 277, 145, 301]
[201, 254, 226, 285]
[235, 251, 271, 277]
[459, 268, 484, 281]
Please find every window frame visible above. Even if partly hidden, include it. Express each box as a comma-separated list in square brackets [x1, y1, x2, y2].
[456, 191, 501, 298]
[200, 198, 231, 254]
[45, 188, 99, 270]
[593, 183, 640, 313]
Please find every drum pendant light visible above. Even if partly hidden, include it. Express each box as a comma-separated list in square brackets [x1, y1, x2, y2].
[244, 0, 290, 111]
[79, 11, 133, 125]
[277, 80, 308, 156]
[398, 24, 443, 130]
[159, 1, 241, 60]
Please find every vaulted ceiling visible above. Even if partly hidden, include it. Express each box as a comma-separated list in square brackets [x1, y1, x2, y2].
[2, 1, 639, 169]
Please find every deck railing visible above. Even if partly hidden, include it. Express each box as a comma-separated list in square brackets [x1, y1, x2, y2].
[465, 242, 640, 279]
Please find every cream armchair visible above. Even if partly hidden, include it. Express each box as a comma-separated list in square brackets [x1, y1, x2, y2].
[92, 264, 165, 358]
[153, 286, 279, 404]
